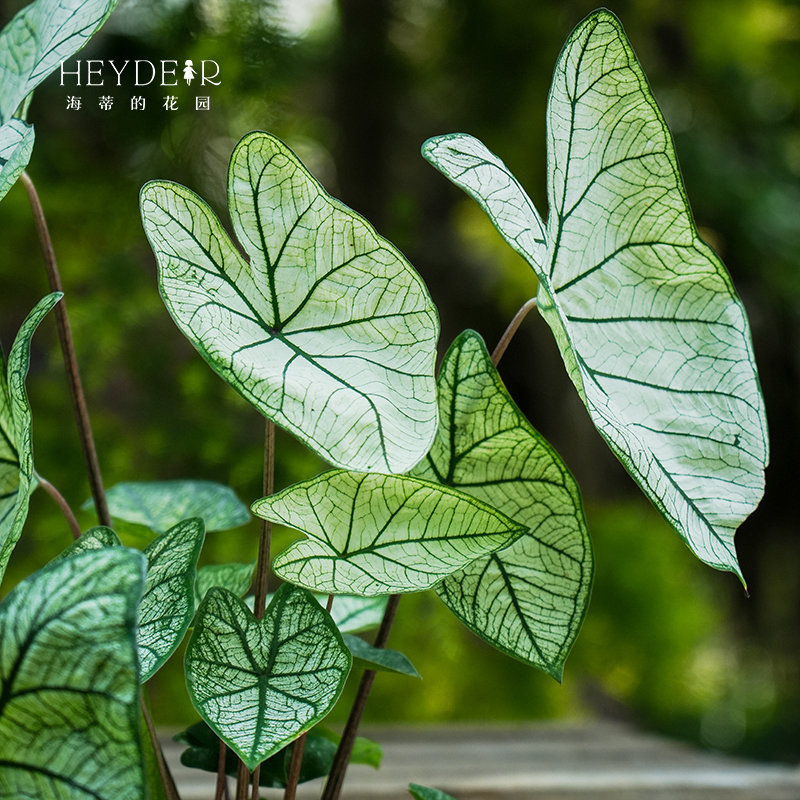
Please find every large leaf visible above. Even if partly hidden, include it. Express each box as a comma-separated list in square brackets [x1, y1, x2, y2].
[421, 10, 768, 581]
[91, 479, 250, 533]
[140, 131, 439, 473]
[185, 583, 352, 771]
[258, 471, 527, 596]
[0, 120, 34, 202]
[0, 547, 146, 799]
[195, 560, 256, 605]
[0, 292, 61, 584]
[0, 0, 118, 124]
[411, 331, 592, 679]
[139, 517, 205, 681]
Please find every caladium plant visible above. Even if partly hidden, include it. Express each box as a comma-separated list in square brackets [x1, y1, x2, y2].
[0, 6, 768, 800]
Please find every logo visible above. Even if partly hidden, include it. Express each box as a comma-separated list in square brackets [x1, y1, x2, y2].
[59, 59, 221, 87]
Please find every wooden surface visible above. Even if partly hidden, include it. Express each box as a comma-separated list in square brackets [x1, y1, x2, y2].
[163, 721, 800, 800]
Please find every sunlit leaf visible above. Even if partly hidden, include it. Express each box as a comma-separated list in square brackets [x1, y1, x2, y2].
[92, 479, 250, 533]
[0, 0, 118, 124]
[259, 471, 527, 596]
[411, 331, 592, 679]
[0, 548, 146, 799]
[195, 560, 255, 605]
[409, 784, 459, 800]
[140, 131, 439, 473]
[139, 517, 205, 681]
[421, 10, 768, 581]
[0, 120, 34, 202]
[51, 525, 122, 563]
[185, 583, 352, 771]
[325, 594, 388, 634]
[0, 292, 61, 584]
[343, 633, 420, 677]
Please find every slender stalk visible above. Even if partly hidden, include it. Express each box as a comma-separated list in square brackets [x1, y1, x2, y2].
[141, 694, 181, 800]
[35, 472, 80, 539]
[19, 171, 111, 528]
[321, 593, 401, 800]
[491, 297, 537, 366]
[215, 739, 228, 800]
[237, 418, 276, 800]
[283, 736, 307, 800]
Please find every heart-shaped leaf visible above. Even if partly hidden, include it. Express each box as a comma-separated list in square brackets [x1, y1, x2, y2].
[324, 594, 388, 634]
[185, 583, 352, 771]
[259, 471, 527, 596]
[343, 633, 420, 677]
[140, 131, 439, 473]
[0, 120, 34, 202]
[90, 479, 250, 533]
[411, 330, 592, 679]
[422, 10, 768, 582]
[51, 525, 122, 563]
[0, 0, 118, 124]
[0, 292, 61, 584]
[0, 547, 146, 799]
[195, 560, 256, 605]
[139, 517, 205, 681]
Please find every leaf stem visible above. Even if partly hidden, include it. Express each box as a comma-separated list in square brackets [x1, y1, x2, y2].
[321, 593, 401, 800]
[283, 735, 307, 800]
[235, 762, 250, 800]
[34, 472, 80, 540]
[215, 739, 228, 800]
[19, 171, 111, 528]
[140, 694, 181, 800]
[491, 297, 538, 366]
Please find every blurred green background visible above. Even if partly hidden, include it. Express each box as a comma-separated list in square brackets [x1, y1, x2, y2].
[1, 0, 798, 764]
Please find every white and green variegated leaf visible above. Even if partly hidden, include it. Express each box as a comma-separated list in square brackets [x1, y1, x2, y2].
[323, 594, 388, 634]
[140, 131, 439, 474]
[185, 583, 352, 771]
[139, 517, 205, 681]
[343, 634, 420, 678]
[422, 10, 768, 582]
[258, 471, 527, 596]
[0, 292, 61, 584]
[0, 120, 34, 202]
[411, 331, 592, 679]
[195, 560, 255, 606]
[51, 525, 122, 563]
[0, 548, 146, 799]
[92, 479, 250, 533]
[0, 0, 118, 124]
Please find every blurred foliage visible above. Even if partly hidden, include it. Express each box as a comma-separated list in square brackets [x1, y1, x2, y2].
[1, 0, 798, 764]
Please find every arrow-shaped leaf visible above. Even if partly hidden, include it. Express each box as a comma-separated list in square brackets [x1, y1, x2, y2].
[195, 560, 256, 606]
[0, 547, 146, 799]
[411, 330, 592, 679]
[0, 292, 61, 584]
[51, 525, 122, 563]
[92, 479, 250, 533]
[324, 594, 388, 634]
[140, 131, 439, 473]
[185, 583, 351, 771]
[343, 633, 420, 677]
[0, 0, 118, 124]
[0, 120, 34, 202]
[422, 10, 768, 581]
[259, 471, 527, 596]
[139, 517, 205, 681]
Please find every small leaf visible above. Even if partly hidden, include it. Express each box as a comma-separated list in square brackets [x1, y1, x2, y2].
[90, 479, 250, 533]
[325, 593, 388, 634]
[409, 784, 459, 800]
[313, 726, 383, 769]
[259, 470, 527, 596]
[195, 560, 255, 605]
[140, 131, 439, 473]
[411, 331, 592, 680]
[343, 633, 420, 677]
[0, 119, 34, 202]
[139, 517, 206, 681]
[422, 10, 768, 582]
[185, 583, 352, 771]
[50, 525, 122, 563]
[0, 292, 61, 584]
[0, 547, 146, 799]
[0, 0, 119, 124]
